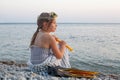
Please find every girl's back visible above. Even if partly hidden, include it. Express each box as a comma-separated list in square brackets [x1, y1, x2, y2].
[34, 31, 51, 49]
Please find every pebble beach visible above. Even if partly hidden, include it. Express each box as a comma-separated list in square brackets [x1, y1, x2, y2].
[0, 61, 120, 80]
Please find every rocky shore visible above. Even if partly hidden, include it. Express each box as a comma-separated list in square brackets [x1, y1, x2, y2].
[0, 61, 120, 80]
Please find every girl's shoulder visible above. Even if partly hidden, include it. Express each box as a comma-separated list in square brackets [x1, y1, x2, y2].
[40, 33, 55, 41]
[42, 33, 52, 38]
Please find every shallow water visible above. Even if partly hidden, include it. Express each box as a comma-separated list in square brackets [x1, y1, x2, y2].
[0, 23, 120, 75]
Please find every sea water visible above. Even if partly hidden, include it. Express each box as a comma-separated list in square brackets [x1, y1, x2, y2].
[0, 23, 120, 75]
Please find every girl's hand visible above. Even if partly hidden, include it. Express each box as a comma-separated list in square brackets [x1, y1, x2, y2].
[52, 35, 66, 46]
[59, 40, 66, 47]
[51, 34, 73, 52]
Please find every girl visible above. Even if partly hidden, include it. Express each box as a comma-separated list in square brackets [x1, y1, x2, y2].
[28, 12, 71, 79]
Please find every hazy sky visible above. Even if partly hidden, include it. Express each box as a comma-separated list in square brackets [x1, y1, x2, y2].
[0, 0, 120, 23]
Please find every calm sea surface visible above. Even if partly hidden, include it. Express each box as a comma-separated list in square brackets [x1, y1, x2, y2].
[0, 23, 120, 74]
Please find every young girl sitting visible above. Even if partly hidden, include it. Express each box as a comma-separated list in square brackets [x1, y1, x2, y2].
[27, 12, 71, 79]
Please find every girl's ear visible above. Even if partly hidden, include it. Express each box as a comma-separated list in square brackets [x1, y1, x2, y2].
[43, 22, 48, 27]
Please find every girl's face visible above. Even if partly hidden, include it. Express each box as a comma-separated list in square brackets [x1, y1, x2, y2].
[48, 19, 57, 32]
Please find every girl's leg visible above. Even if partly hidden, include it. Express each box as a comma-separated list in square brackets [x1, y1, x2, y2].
[60, 49, 71, 68]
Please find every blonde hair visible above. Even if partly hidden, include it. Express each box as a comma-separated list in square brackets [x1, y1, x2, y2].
[30, 12, 57, 46]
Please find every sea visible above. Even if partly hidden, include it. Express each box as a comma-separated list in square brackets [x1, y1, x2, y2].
[0, 23, 120, 75]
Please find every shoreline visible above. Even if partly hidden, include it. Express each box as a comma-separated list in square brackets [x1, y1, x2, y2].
[0, 61, 120, 80]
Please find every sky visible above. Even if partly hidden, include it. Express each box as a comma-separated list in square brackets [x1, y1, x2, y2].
[0, 0, 120, 23]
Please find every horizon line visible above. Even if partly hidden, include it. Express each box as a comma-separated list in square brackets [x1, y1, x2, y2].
[0, 22, 120, 24]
